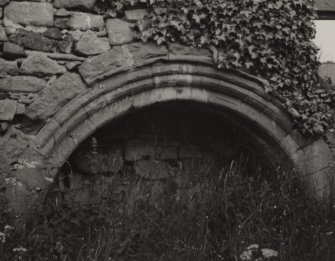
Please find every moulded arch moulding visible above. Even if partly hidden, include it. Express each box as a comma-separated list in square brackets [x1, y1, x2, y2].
[12, 60, 334, 220]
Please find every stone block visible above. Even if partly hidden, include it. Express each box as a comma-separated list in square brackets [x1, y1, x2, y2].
[69, 30, 84, 42]
[293, 138, 333, 175]
[4, 2, 53, 27]
[2, 42, 26, 59]
[16, 103, 26, 115]
[124, 42, 168, 64]
[67, 12, 104, 31]
[125, 9, 148, 21]
[78, 46, 132, 84]
[168, 42, 212, 57]
[54, 0, 97, 10]
[43, 28, 62, 40]
[9, 29, 58, 52]
[0, 25, 8, 41]
[25, 73, 86, 120]
[0, 99, 17, 121]
[0, 58, 19, 77]
[0, 76, 46, 93]
[21, 53, 67, 76]
[106, 19, 134, 45]
[65, 61, 82, 70]
[75, 30, 110, 56]
[54, 17, 69, 29]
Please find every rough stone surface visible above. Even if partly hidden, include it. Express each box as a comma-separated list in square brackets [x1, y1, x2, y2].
[21, 53, 67, 76]
[69, 30, 84, 42]
[67, 12, 104, 31]
[106, 19, 135, 45]
[58, 34, 74, 54]
[3, 42, 26, 59]
[4, 2, 53, 27]
[25, 51, 86, 61]
[44, 28, 62, 40]
[8, 92, 38, 105]
[0, 25, 7, 41]
[9, 29, 58, 52]
[54, 17, 69, 29]
[78, 43, 168, 84]
[75, 30, 110, 56]
[0, 58, 19, 77]
[66, 61, 82, 70]
[169, 43, 212, 57]
[25, 73, 86, 120]
[125, 9, 148, 21]
[124, 42, 168, 64]
[0, 99, 17, 121]
[0, 128, 31, 164]
[0, 76, 46, 93]
[78, 47, 131, 84]
[0, 0, 9, 7]
[54, 0, 96, 10]
[55, 8, 72, 17]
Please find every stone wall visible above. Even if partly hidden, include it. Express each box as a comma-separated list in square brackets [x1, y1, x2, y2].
[0, 0, 333, 224]
[0, 0, 142, 128]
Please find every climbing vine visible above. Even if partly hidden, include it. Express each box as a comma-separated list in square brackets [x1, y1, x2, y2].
[97, 0, 335, 136]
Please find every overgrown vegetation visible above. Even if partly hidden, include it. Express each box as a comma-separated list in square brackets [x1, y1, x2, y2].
[96, 0, 335, 135]
[0, 158, 334, 260]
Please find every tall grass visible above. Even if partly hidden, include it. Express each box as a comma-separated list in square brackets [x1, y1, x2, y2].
[0, 158, 334, 261]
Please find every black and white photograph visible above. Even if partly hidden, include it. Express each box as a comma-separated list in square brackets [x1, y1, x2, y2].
[0, 0, 334, 260]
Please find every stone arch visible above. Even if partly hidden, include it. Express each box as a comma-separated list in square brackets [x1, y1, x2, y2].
[8, 59, 334, 219]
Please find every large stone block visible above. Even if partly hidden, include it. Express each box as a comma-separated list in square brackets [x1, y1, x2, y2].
[106, 19, 135, 45]
[75, 30, 110, 56]
[54, 0, 97, 10]
[21, 53, 67, 76]
[9, 29, 58, 52]
[0, 58, 19, 77]
[4, 2, 53, 27]
[0, 76, 46, 93]
[78, 46, 132, 84]
[78, 42, 168, 84]
[67, 12, 104, 30]
[25, 73, 86, 120]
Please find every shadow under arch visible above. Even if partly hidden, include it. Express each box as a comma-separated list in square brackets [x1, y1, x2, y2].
[14, 59, 333, 219]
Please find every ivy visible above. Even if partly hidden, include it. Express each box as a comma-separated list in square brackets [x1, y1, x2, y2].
[97, 0, 335, 136]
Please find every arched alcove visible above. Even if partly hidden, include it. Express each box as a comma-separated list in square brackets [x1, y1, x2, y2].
[7, 60, 333, 219]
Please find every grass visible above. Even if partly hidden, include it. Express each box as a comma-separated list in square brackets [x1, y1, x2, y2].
[0, 158, 334, 261]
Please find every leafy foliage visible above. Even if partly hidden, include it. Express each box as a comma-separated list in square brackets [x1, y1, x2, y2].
[97, 0, 335, 136]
